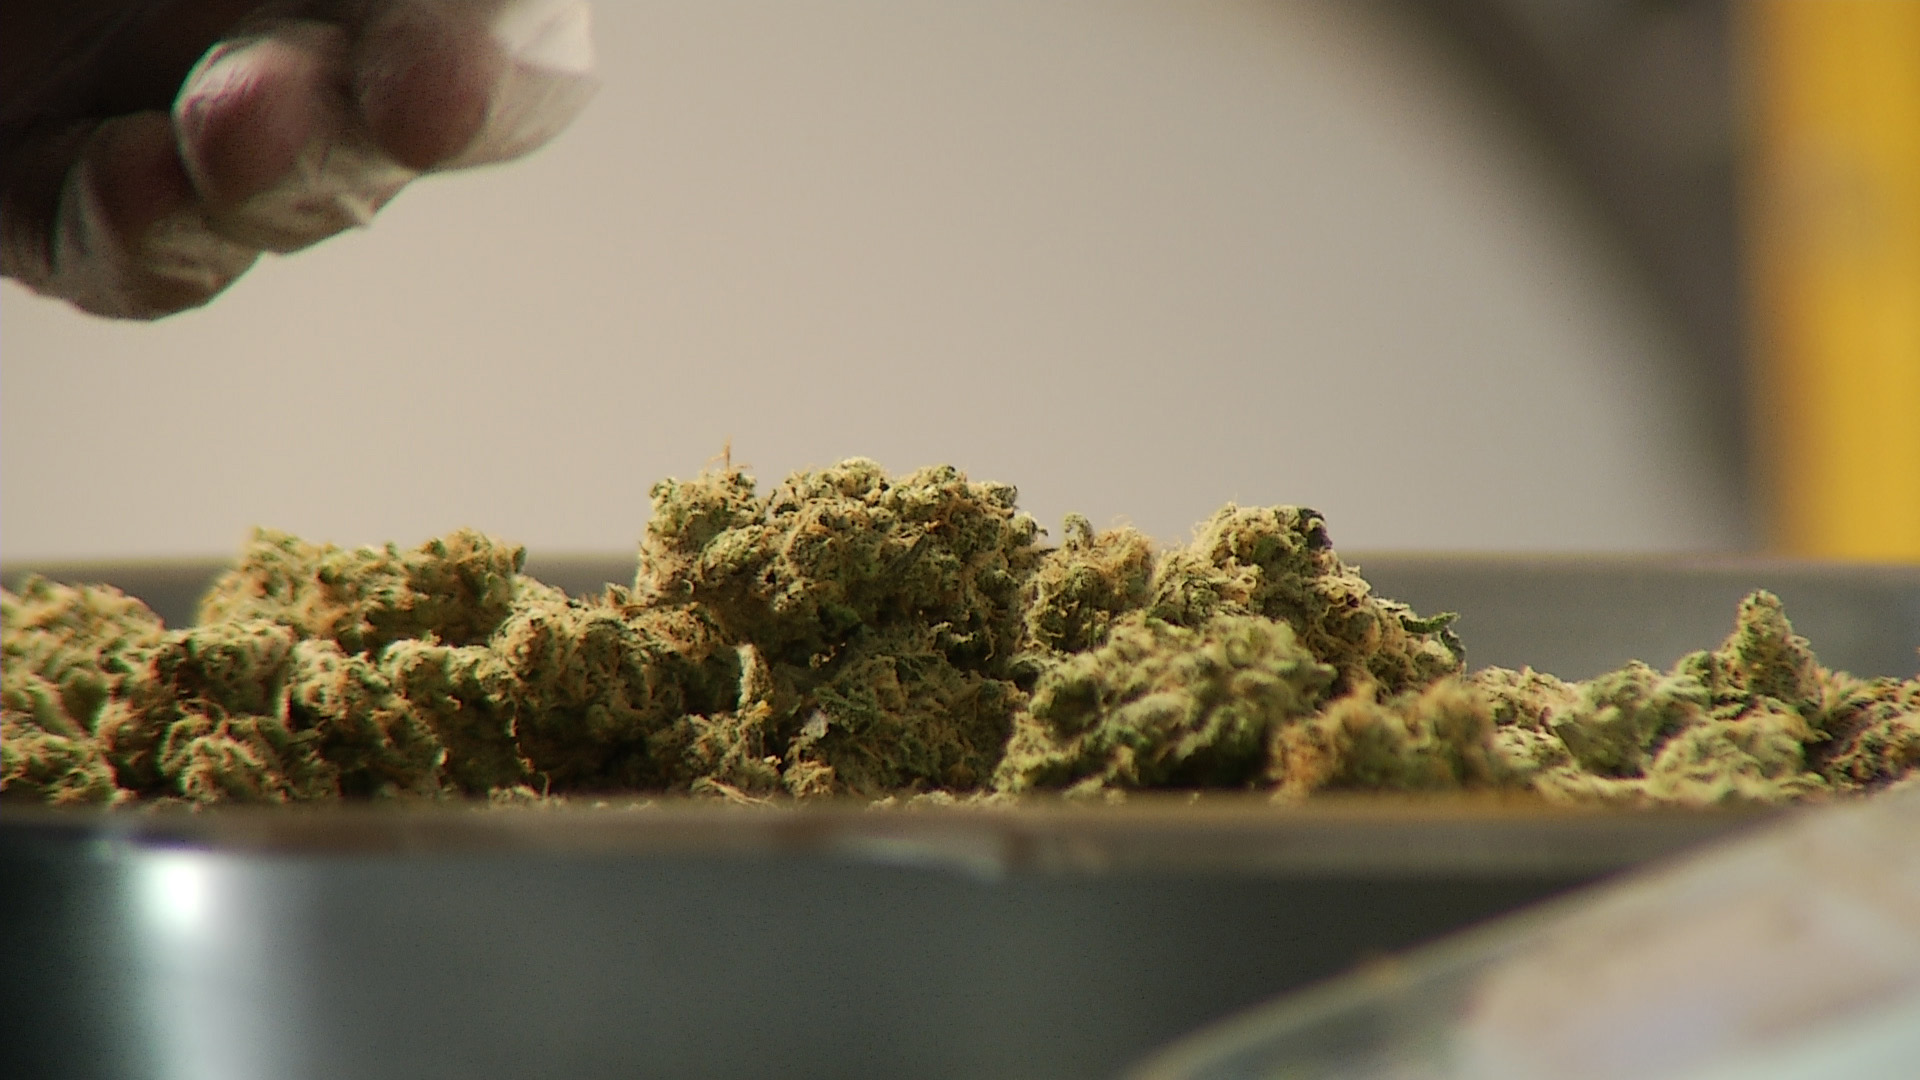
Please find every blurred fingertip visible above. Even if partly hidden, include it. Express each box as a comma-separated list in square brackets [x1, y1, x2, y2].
[352, 2, 503, 170]
[174, 28, 346, 207]
[36, 113, 259, 319]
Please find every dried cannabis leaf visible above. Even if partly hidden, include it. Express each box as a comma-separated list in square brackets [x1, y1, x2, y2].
[2, 579, 164, 804]
[1021, 514, 1156, 656]
[496, 597, 741, 790]
[1478, 590, 1911, 807]
[636, 460, 1043, 797]
[1270, 677, 1509, 799]
[783, 624, 1024, 797]
[288, 640, 445, 798]
[996, 613, 1336, 794]
[1810, 672, 1920, 790]
[639, 459, 1042, 670]
[199, 527, 529, 653]
[4, 463, 1915, 808]
[1147, 506, 1464, 696]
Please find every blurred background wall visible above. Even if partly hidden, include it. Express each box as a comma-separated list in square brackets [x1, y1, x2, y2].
[0, 0, 1801, 563]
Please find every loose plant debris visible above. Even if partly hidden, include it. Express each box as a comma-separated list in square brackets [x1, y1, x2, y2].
[5, 461, 1916, 807]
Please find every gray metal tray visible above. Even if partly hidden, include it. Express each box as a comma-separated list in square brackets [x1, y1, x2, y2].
[2, 557, 1914, 1080]
[3, 801, 1767, 1080]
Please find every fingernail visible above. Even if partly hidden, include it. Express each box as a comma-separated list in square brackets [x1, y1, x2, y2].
[177, 21, 419, 254]
[49, 161, 257, 319]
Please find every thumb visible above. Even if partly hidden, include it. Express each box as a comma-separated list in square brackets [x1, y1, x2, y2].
[174, 0, 598, 256]
[1, 112, 257, 319]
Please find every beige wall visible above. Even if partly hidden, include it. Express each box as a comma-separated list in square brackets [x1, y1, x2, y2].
[0, 0, 1743, 563]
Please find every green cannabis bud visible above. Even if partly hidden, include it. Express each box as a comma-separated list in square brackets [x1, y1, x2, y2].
[5, 461, 1916, 808]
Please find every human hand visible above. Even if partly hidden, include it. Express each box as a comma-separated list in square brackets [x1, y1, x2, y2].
[0, 0, 595, 319]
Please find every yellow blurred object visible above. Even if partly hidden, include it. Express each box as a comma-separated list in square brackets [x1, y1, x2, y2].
[1745, 0, 1920, 561]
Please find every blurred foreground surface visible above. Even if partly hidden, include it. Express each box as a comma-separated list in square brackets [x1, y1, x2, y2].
[1, 799, 1765, 1080]
[1131, 784, 1920, 1080]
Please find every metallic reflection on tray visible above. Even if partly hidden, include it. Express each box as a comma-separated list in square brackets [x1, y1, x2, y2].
[4, 801, 1767, 1080]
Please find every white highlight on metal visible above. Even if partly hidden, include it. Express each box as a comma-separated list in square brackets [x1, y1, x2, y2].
[138, 848, 216, 940]
[133, 850, 310, 1080]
